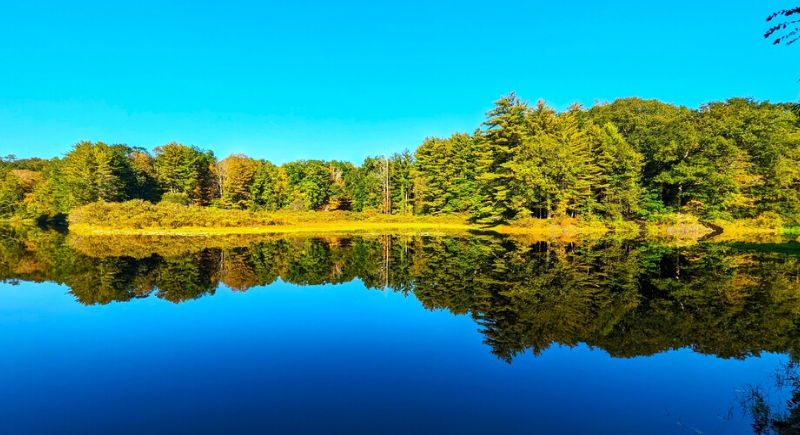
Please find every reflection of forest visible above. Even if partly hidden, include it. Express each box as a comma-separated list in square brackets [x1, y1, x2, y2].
[2, 226, 800, 362]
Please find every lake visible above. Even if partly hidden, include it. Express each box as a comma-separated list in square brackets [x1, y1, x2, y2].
[1, 226, 799, 434]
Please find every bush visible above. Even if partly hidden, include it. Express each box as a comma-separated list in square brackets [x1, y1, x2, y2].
[704, 210, 734, 222]
[161, 192, 190, 206]
[67, 201, 472, 230]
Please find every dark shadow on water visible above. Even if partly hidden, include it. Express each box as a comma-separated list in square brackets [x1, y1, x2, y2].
[34, 213, 68, 232]
[466, 228, 506, 237]
[731, 241, 800, 257]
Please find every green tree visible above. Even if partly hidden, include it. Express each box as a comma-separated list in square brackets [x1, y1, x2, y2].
[327, 161, 356, 210]
[700, 99, 800, 222]
[413, 133, 478, 214]
[250, 160, 290, 211]
[281, 160, 334, 211]
[298, 160, 332, 210]
[216, 154, 259, 209]
[59, 141, 133, 209]
[588, 98, 699, 212]
[474, 92, 532, 221]
[126, 147, 161, 202]
[389, 150, 414, 214]
[0, 169, 42, 217]
[345, 157, 383, 212]
[506, 102, 602, 218]
[588, 123, 644, 219]
[153, 142, 215, 205]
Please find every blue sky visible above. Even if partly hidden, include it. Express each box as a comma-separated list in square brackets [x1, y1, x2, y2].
[1, 0, 798, 164]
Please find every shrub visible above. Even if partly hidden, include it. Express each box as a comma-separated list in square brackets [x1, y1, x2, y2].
[161, 192, 190, 206]
[67, 200, 474, 230]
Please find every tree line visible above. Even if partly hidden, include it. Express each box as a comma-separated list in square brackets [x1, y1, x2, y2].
[2, 94, 800, 224]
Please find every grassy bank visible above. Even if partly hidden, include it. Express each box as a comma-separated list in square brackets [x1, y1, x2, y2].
[0, 216, 35, 224]
[69, 219, 613, 238]
[68, 200, 614, 238]
[701, 216, 800, 241]
[70, 221, 480, 236]
[65, 200, 799, 240]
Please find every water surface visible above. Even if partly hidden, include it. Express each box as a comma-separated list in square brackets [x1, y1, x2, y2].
[1, 228, 799, 434]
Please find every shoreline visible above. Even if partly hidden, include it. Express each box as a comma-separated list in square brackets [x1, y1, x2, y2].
[58, 201, 800, 239]
[68, 221, 609, 237]
[68, 220, 744, 239]
[8, 215, 796, 240]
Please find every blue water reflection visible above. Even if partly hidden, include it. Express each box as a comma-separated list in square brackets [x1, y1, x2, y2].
[0, 279, 779, 435]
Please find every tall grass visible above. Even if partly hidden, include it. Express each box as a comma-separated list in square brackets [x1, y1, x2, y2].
[68, 200, 473, 230]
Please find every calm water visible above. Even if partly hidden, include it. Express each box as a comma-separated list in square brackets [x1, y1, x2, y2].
[1, 227, 799, 434]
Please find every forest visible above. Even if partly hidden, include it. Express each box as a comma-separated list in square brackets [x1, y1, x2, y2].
[2, 94, 800, 226]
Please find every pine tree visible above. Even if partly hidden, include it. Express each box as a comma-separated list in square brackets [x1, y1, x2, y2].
[412, 134, 478, 215]
[474, 93, 531, 221]
[589, 123, 643, 219]
[153, 143, 215, 205]
[250, 160, 289, 211]
[389, 150, 413, 214]
[60, 141, 130, 208]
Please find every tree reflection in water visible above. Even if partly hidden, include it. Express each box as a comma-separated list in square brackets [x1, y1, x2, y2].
[737, 358, 800, 435]
[2, 226, 800, 364]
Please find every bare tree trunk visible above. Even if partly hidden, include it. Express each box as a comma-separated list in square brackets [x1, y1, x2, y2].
[214, 159, 228, 201]
[380, 156, 391, 214]
[380, 235, 391, 289]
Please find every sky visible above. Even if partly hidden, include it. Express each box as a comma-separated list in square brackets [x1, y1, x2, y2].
[1, 0, 799, 164]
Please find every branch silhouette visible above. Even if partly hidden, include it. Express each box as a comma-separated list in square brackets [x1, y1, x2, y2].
[766, 7, 800, 46]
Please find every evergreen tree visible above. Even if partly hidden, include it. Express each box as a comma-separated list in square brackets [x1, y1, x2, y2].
[153, 142, 215, 205]
[126, 147, 161, 203]
[250, 160, 289, 211]
[60, 141, 131, 208]
[390, 150, 414, 214]
[474, 93, 531, 221]
[281, 160, 334, 211]
[589, 123, 644, 219]
[344, 157, 382, 212]
[504, 102, 600, 218]
[588, 98, 699, 211]
[413, 133, 478, 214]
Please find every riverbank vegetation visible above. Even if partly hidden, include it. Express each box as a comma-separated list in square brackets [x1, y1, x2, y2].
[66, 200, 613, 237]
[2, 94, 800, 233]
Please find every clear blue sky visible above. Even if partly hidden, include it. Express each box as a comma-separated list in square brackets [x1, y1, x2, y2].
[1, 0, 798, 164]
